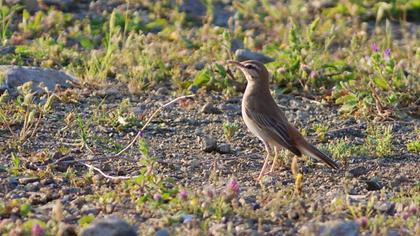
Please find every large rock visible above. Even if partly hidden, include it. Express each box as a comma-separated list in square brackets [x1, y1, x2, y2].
[235, 49, 274, 64]
[300, 220, 359, 236]
[80, 216, 137, 236]
[180, 0, 206, 20]
[0, 66, 78, 93]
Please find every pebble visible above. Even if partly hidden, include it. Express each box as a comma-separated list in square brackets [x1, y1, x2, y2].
[300, 220, 359, 236]
[155, 87, 169, 95]
[80, 216, 137, 236]
[374, 202, 395, 215]
[347, 166, 368, 177]
[155, 228, 170, 236]
[218, 143, 232, 154]
[57, 223, 77, 236]
[201, 102, 222, 114]
[365, 178, 383, 191]
[199, 136, 217, 152]
[19, 177, 40, 184]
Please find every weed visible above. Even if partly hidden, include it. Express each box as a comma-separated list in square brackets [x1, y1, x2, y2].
[365, 124, 393, 157]
[223, 121, 239, 141]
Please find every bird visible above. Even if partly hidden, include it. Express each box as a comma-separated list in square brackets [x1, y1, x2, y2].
[228, 60, 339, 180]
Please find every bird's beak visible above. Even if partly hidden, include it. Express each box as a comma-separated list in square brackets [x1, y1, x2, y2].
[227, 60, 245, 69]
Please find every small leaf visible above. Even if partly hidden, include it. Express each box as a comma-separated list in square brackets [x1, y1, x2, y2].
[79, 215, 95, 227]
[80, 37, 94, 49]
[373, 77, 389, 89]
[193, 69, 211, 87]
[335, 93, 358, 105]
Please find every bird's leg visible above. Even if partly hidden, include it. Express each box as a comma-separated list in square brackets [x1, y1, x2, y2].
[257, 143, 272, 181]
[269, 146, 279, 173]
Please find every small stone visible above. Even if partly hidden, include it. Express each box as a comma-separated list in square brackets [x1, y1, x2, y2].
[348, 166, 368, 177]
[209, 223, 226, 236]
[300, 220, 359, 236]
[155, 87, 169, 95]
[80, 216, 137, 236]
[155, 228, 170, 236]
[218, 143, 232, 154]
[235, 49, 274, 64]
[199, 136, 217, 152]
[365, 178, 383, 191]
[391, 175, 409, 187]
[182, 214, 194, 223]
[374, 202, 395, 215]
[40, 0, 74, 10]
[19, 177, 40, 184]
[57, 223, 77, 236]
[201, 102, 222, 114]
[40, 178, 54, 186]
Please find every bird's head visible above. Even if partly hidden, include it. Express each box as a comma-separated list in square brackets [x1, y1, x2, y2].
[227, 60, 269, 84]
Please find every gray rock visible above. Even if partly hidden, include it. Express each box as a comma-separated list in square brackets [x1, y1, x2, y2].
[374, 202, 395, 215]
[21, 0, 39, 12]
[0, 46, 15, 55]
[201, 102, 222, 114]
[213, 3, 232, 27]
[182, 214, 194, 223]
[391, 175, 409, 187]
[180, 0, 206, 19]
[366, 178, 383, 191]
[155, 229, 170, 236]
[0, 66, 78, 93]
[235, 49, 274, 64]
[231, 39, 244, 52]
[348, 166, 368, 177]
[300, 220, 359, 236]
[156, 87, 169, 95]
[40, 0, 74, 10]
[218, 143, 232, 154]
[57, 223, 77, 236]
[19, 177, 40, 184]
[80, 216, 137, 236]
[200, 136, 217, 153]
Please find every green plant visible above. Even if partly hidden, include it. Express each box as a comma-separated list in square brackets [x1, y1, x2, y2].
[223, 121, 239, 141]
[0, 1, 21, 45]
[365, 124, 393, 157]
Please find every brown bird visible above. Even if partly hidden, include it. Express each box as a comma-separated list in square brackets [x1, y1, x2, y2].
[228, 60, 339, 180]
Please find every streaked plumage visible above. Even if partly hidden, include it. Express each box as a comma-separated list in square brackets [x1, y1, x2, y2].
[228, 60, 339, 180]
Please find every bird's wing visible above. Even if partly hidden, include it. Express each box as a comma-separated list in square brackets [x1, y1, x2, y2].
[244, 107, 301, 156]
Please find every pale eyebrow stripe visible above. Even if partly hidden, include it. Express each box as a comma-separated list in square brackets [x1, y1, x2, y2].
[244, 63, 260, 72]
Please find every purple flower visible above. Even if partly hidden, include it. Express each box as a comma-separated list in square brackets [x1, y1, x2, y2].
[355, 217, 368, 228]
[179, 190, 188, 201]
[204, 187, 214, 199]
[309, 70, 319, 79]
[226, 178, 239, 194]
[153, 193, 161, 201]
[31, 224, 45, 236]
[384, 48, 391, 58]
[371, 43, 379, 52]
[408, 206, 418, 215]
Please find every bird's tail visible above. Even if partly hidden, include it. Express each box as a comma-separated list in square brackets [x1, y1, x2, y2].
[297, 141, 339, 169]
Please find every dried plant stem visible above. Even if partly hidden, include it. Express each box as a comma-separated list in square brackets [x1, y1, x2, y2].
[115, 94, 195, 156]
[82, 162, 139, 180]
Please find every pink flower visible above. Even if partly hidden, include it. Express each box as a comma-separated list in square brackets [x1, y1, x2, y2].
[31, 224, 45, 236]
[356, 216, 368, 228]
[179, 190, 188, 201]
[226, 178, 239, 194]
[371, 43, 379, 52]
[153, 193, 161, 201]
